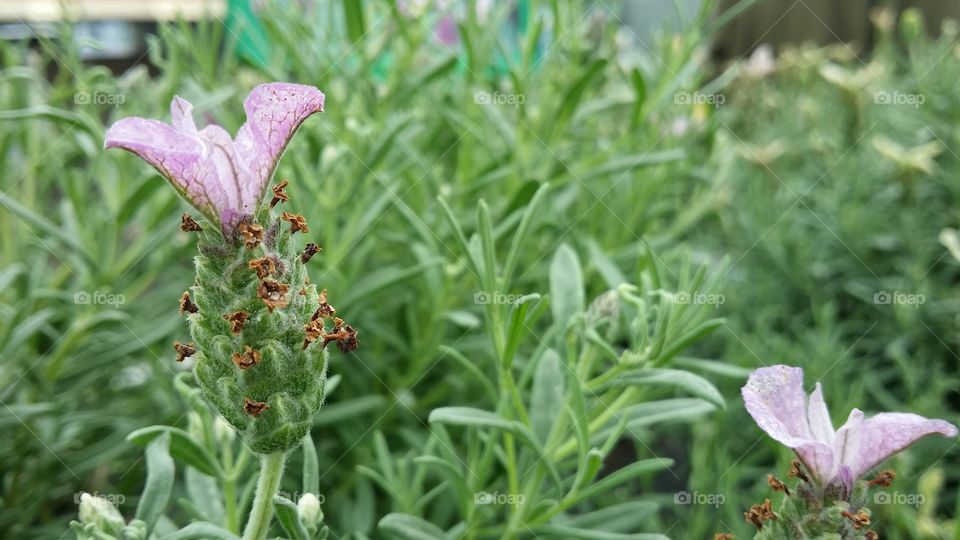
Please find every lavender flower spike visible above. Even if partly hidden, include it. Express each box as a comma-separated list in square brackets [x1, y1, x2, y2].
[742, 365, 957, 489]
[104, 83, 324, 235]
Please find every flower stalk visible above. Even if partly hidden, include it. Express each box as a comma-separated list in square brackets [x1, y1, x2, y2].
[242, 452, 287, 540]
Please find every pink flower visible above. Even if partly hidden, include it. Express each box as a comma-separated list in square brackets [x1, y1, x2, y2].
[742, 365, 956, 490]
[104, 83, 324, 235]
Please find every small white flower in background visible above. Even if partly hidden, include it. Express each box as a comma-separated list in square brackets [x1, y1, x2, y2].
[735, 139, 788, 166]
[298, 493, 324, 528]
[742, 44, 776, 79]
[939, 228, 960, 262]
[871, 136, 942, 176]
[78, 492, 125, 535]
[819, 62, 883, 93]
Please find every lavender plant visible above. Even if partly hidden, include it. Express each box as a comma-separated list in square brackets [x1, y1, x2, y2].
[733, 365, 957, 539]
[71, 83, 355, 540]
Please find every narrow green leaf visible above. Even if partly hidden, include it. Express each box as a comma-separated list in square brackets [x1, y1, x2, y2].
[477, 200, 497, 294]
[573, 149, 685, 183]
[502, 183, 550, 286]
[127, 426, 220, 477]
[437, 196, 479, 278]
[608, 369, 726, 409]
[550, 59, 607, 138]
[652, 318, 724, 366]
[550, 244, 585, 325]
[428, 407, 562, 490]
[303, 434, 319, 495]
[135, 432, 175, 535]
[574, 458, 674, 503]
[341, 0, 366, 43]
[378, 513, 445, 540]
[567, 501, 659, 532]
[184, 466, 224, 524]
[530, 525, 667, 540]
[274, 495, 309, 540]
[157, 522, 240, 540]
[530, 349, 565, 443]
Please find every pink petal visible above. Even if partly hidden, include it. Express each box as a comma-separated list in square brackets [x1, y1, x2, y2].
[105, 84, 324, 236]
[435, 15, 459, 45]
[234, 83, 325, 210]
[742, 365, 834, 482]
[199, 124, 248, 216]
[832, 408, 864, 481]
[841, 412, 957, 480]
[807, 382, 835, 445]
[104, 111, 225, 224]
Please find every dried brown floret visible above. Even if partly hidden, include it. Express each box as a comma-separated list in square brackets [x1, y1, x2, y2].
[767, 474, 790, 496]
[301, 242, 321, 263]
[257, 279, 289, 311]
[303, 318, 325, 349]
[280, 212, 309, 234]
[232, 345, 262, 370]
[311, 289, 336, 320]
[787, 459, 809, 483]
[181, 213, 203, 232]
[243, 397, 269, 417]
[223, 310, 249, 334]
[323, 317, 359, 353]
[744, 499, 775, 530]
[173, 341, 196, 362]
[868, 469, 895, 488]
[248, 256, 278, 279]
[179, 291, 198, 314]
[239, 223, 264, 249]
[270, 179, 290, 207]
[841, 510, 870, 529]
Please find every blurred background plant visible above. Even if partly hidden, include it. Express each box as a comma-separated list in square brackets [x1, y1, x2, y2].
[1, 0, 958, 539]
[682, 10, 960, 539]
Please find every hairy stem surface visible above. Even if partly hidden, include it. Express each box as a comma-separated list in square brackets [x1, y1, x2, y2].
[242, 452, 286, 540]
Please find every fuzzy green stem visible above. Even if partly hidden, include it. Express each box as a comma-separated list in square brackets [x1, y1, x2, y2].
[242, 452, 286, 540]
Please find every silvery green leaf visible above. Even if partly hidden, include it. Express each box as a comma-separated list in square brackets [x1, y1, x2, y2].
[273, 495, 309, 540]
[135, 432, 175, 536]
[378, 513, 446, 540]
[550, 244, 585, 326]
[530, 348, 565, 443]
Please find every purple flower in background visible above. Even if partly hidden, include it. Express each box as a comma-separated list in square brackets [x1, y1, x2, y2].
[742, 365, 956, 491]
[104, 83, 324, 236]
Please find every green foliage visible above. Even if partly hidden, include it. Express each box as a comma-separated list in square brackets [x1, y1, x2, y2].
[1, 1, 958, 539]
[683, 13, 960, 540]
[1, 0, 722, 536]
